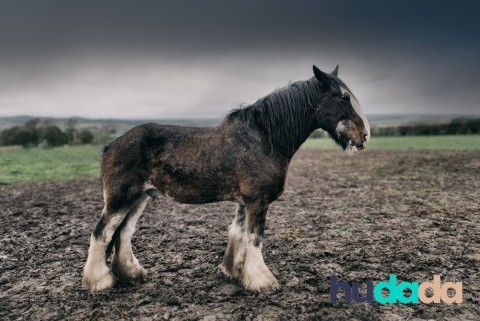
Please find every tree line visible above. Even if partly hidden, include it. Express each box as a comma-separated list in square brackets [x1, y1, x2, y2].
[0, 118, 94, 147]
[371, 118, 480, 136]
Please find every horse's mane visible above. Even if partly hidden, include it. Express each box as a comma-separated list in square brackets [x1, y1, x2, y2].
[223, 78, 323, 154]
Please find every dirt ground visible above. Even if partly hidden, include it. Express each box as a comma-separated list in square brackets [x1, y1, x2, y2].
[1, 149, 480, 321]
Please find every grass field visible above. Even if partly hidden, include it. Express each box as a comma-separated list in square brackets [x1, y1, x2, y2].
[0, 145, 100, 184]
[0, 135, 479, 184]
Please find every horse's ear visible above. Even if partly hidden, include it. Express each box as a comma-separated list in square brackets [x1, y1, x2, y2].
[313, 65, 331, 88]
[331, 65, 339, 77]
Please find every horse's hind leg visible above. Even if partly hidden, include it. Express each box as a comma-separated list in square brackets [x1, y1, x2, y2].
[82, 206, 129, 293]
[82, 178, 144, 293]
[111, 194, 150, 283]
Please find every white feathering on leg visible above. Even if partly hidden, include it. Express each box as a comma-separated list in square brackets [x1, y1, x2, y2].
[241, 239, 279, 291]
[82, 235, 115, 293]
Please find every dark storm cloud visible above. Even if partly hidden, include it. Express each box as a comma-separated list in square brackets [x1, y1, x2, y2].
[0, 0, 479, 117]
[2, 1, 478, 55]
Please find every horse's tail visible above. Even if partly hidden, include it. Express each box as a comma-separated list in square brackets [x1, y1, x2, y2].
[100, 141, 113, 157]
[99, 141, 113, 181]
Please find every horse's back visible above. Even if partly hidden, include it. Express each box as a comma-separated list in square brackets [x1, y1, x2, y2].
[102, 123, 212, 159]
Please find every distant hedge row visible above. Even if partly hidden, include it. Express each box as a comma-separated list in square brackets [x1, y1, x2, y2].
[371, 118, 480, 136]
[0, 118, 94, 147]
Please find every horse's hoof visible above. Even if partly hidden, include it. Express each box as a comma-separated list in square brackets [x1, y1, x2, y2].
[242, 278, 280, 292]
[128, 265, 147, 283]
[83, 268, 115, 293]
[243, 274, 280, 292]
[112, 261, 147, 284]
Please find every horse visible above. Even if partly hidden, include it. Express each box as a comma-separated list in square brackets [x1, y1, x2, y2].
[82, 65, 370, 293]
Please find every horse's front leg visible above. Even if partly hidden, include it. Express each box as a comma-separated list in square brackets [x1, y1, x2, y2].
[221, 204, 247, 279]
[242, 201, 279, 291]
[221, 202, 279, 291]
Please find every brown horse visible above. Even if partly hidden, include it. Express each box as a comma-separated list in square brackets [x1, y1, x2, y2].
[82, 65, 370, 293]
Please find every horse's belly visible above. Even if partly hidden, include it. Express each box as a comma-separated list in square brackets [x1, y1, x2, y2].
[161, 188, 231, 204]
[150, 156, 239, 204]
[154, 178, 236, 204]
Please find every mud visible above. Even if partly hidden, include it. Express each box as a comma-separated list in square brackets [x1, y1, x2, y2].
[1, 149, 480, 320]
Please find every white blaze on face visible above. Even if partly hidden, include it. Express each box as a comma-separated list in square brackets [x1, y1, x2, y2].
[340, 86, 370, 144]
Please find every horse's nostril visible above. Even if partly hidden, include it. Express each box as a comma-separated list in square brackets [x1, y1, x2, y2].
[362, 133, 368, 140]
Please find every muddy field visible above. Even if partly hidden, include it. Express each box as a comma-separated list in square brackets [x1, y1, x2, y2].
[1, 149, 480, 320]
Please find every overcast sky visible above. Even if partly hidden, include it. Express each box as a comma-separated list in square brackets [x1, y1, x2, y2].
[0, 0, 479, 118]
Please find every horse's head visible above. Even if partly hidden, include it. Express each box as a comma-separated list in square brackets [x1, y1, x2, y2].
[312, 65, 370, 152]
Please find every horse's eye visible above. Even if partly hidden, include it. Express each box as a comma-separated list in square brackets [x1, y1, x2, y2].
[342, 92, 350, 101]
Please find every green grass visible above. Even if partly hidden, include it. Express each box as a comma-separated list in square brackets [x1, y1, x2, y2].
[302, 135, 480, 151]
[0, 145, 100, 184]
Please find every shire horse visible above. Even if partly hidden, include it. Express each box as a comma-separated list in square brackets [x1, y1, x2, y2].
[83, 65, 370, 293]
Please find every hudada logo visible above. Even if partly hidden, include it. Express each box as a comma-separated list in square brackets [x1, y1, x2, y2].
[330, 275, 463, 304]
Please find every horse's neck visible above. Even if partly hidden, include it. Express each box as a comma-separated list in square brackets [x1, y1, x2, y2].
[274, 115, 317, 159]
[260, 102, 317, 159]
[225, 78, 322, 159]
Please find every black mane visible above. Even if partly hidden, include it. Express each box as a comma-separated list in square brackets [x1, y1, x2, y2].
[223, 78, 323, 154]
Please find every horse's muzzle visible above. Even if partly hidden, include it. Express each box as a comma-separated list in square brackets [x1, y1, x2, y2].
[350, 133, 368, 151]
